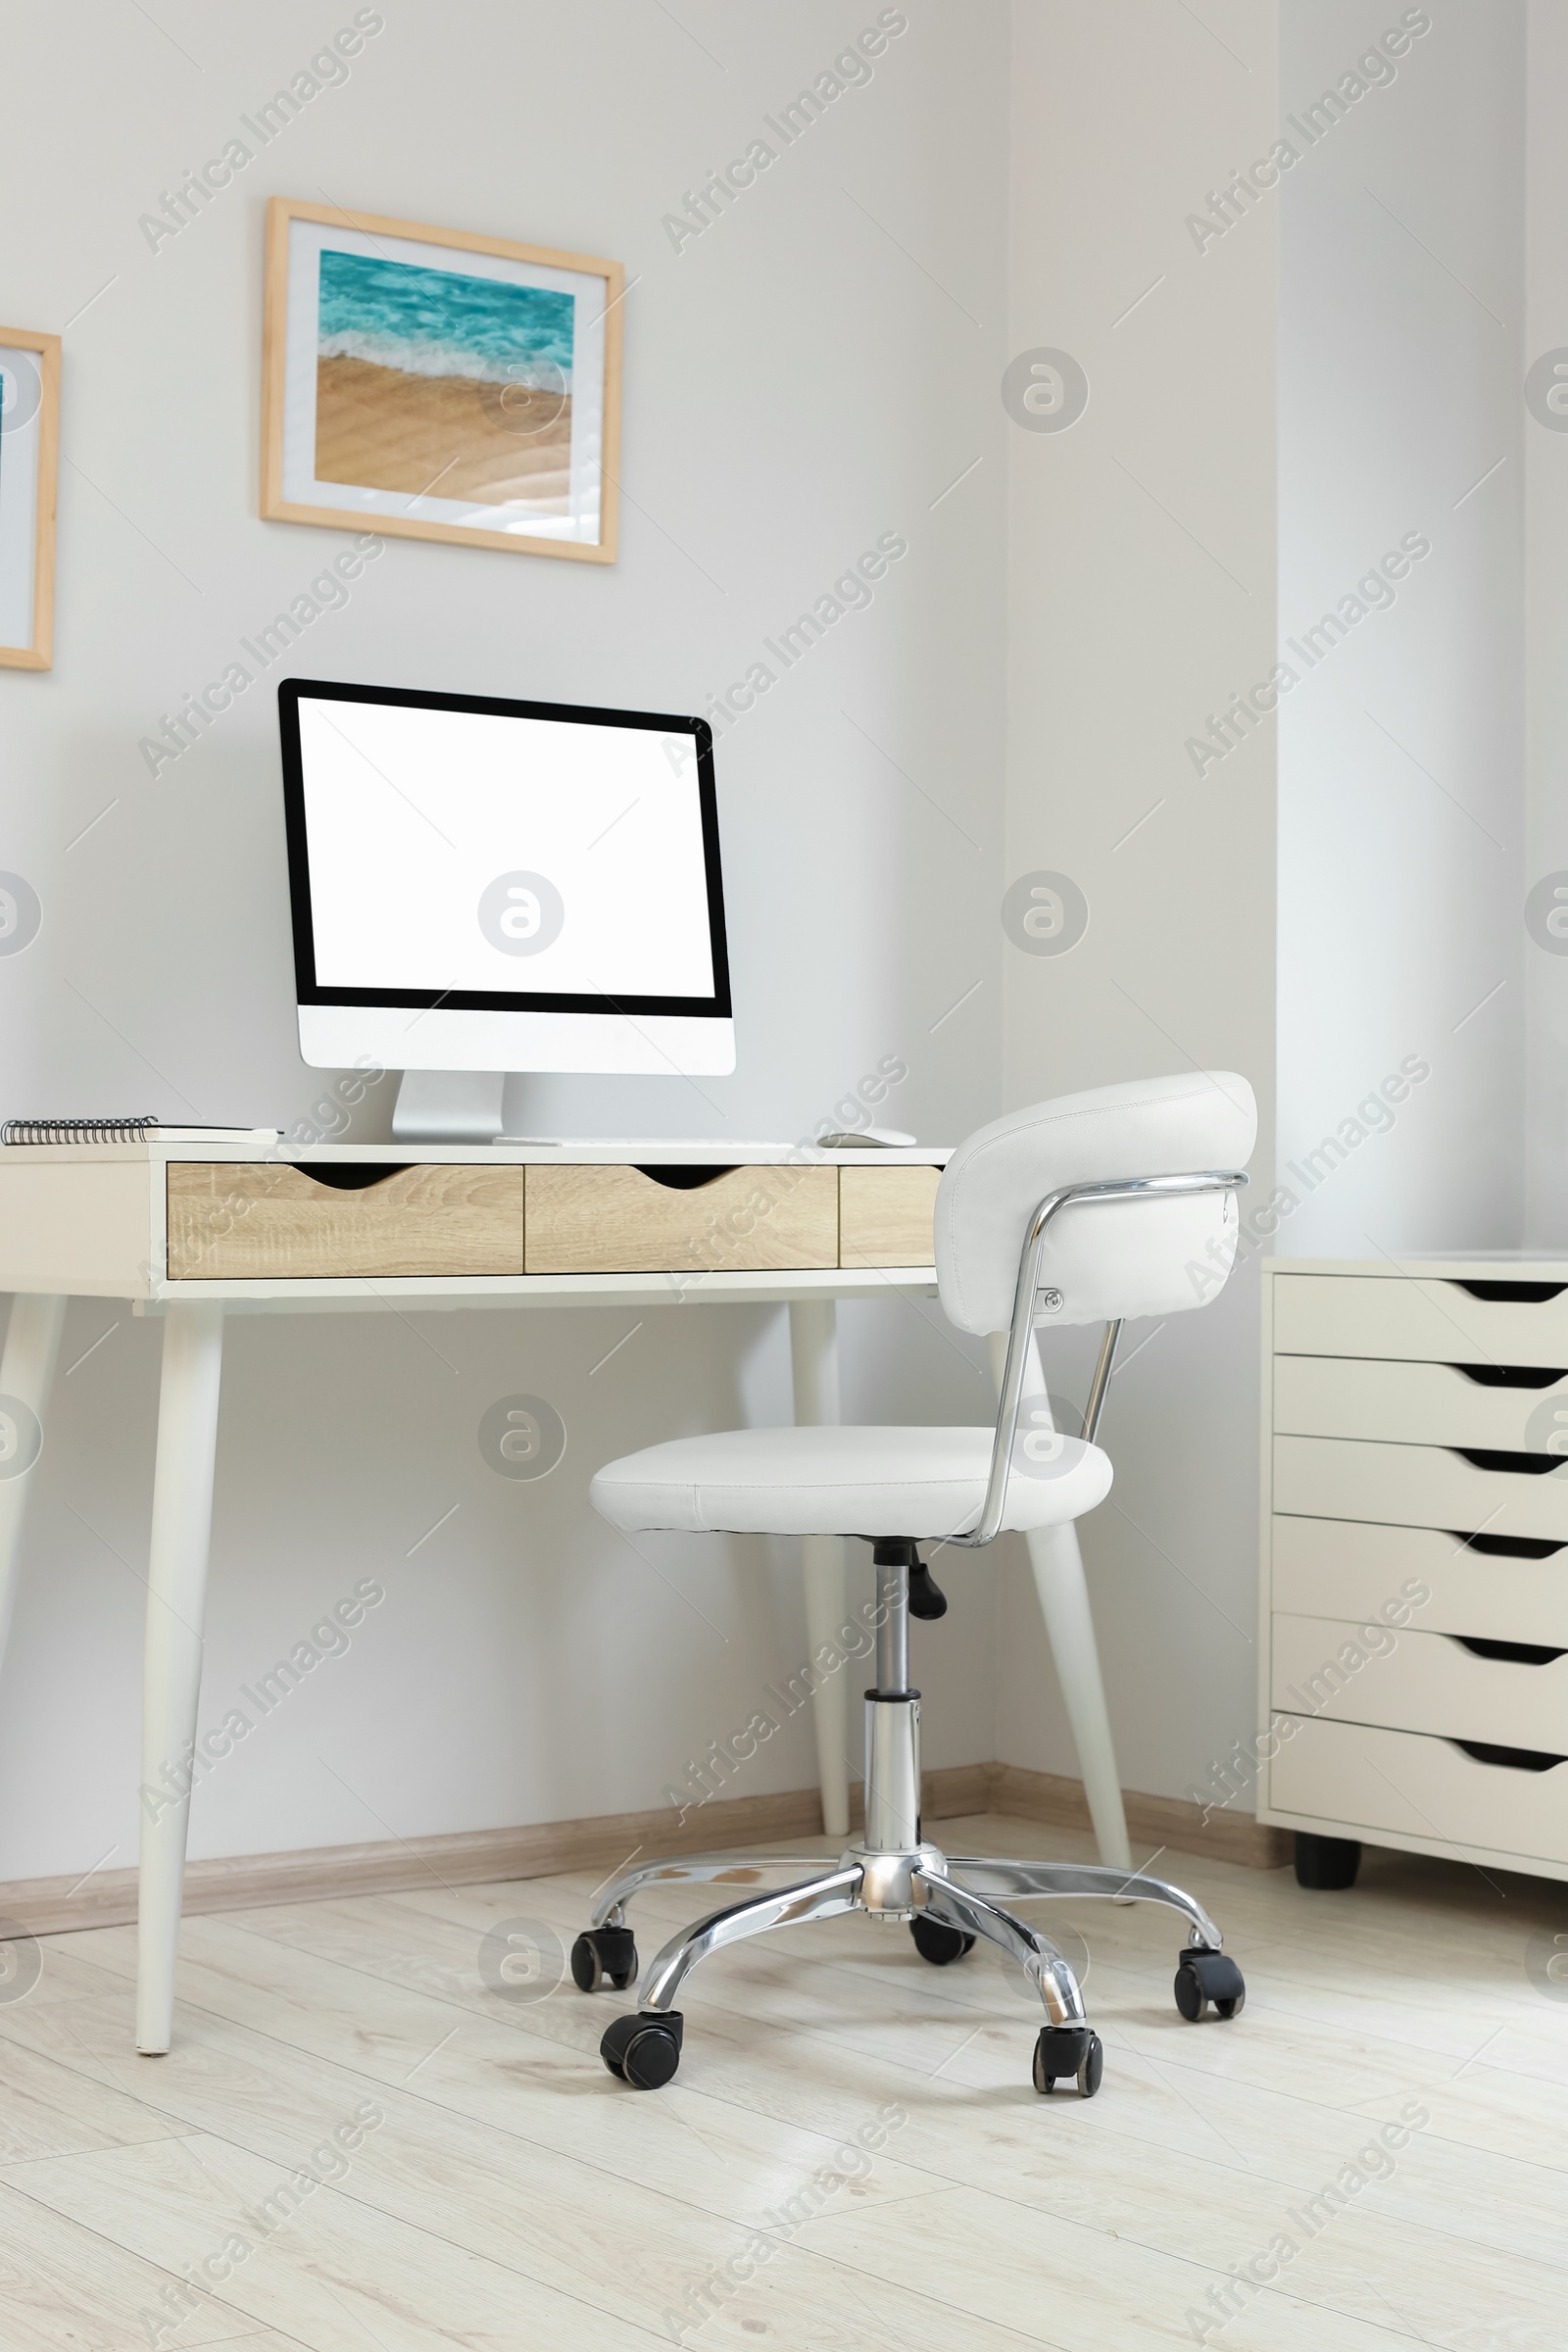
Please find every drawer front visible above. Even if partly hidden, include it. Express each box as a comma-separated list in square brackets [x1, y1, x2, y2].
[523, 1164, 839, 1274]
[1267, 1714, 1568, 1865]
[838, 1165, 940, 1267]
[1272, 1611, 1568, 1749]
[1272, 1515, 1568, 1646]
[167, 1163, 526, 1280]
[1275, 1272, 1568, 1368]
[1275, 1354, 1568, 1452]
[1274, 1434, 1568, 1542]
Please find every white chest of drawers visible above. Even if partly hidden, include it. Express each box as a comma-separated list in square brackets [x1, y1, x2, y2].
[1259, 1258, 1568, 1883]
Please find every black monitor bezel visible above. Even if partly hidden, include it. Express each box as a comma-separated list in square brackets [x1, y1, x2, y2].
[277, 677, 732, 1020]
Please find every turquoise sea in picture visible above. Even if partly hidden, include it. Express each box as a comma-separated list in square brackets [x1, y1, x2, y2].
[318, 248, 575, 388]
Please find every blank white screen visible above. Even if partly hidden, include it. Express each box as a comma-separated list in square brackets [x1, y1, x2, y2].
[298, 697, 716, 998]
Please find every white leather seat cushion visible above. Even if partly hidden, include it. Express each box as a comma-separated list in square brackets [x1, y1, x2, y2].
[590, 1424, 1111, 1540]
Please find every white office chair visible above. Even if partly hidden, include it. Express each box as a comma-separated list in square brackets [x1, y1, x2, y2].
[575, 1071, 1257, 2096]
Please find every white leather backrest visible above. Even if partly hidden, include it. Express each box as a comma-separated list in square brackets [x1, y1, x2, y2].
[934, 1072, 1257, 1335]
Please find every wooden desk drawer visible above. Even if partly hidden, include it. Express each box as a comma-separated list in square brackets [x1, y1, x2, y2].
[523, 1164, 839, 1274]
[1268, 1715, 1568, 1866]
[1272, 1515, 1568, 1647]
[167, 1163, 526, 1280]
[839, 1165, 940, 1267]
[1272, 1610, 1568, 1750]
[1274, 1435, 1568, 1543]
[1274, 1272, 1568, 1368]
[1275, 1354, 1568, 1451]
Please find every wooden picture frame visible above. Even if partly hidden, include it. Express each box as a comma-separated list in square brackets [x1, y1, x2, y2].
[261, 197, 622, 564]
[0, 327, 60, 669]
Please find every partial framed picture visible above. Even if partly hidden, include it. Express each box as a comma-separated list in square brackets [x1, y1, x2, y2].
[0, 328, 60, 670]
[261, 198, 621, 564]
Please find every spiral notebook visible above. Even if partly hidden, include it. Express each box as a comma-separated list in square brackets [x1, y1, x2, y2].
[2, 1118, 282, 1146]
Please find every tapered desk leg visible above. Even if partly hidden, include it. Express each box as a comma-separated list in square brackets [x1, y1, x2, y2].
[789, 1299, 850, 1838]
[991, 1332, 1132, 1873]
[136, 1305, 224, 2054]
[0, 1295, 66, 1675]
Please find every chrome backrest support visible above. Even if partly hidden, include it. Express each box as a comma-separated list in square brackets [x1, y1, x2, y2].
[1081, 1317, 1123, 1446]
[949, 1169, 1249, 1550]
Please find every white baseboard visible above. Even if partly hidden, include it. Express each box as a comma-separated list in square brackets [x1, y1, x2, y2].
[3, 1761, 1287, 1938]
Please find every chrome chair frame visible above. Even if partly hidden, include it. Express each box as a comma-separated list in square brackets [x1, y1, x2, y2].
[582, 1168, 1249, 2089]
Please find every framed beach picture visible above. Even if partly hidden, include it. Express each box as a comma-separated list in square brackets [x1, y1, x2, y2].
[261, 198, 621, 563]
[0, 327, 60, 669]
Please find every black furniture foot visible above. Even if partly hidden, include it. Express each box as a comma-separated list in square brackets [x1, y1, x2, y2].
[1294, 1831, 1361, 1890]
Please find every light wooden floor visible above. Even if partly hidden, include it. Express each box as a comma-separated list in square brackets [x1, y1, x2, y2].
[1, 1811, 1565, 2350]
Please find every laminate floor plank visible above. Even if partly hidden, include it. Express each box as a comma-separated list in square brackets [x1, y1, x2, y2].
[0, 1979, 944, 2259]
[8, 1812, 1563, 2350]
[0, 2028, 198, 2165]
[0, 2130, 681, 2351]
[0, 2178, 266, 2351]
[792, 2180, 1439, 2352]
[3, 1935, 146, 2009]
[0, 2125, 1050, 2352]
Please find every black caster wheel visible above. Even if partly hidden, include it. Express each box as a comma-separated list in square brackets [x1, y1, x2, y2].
[1294, 1832, 1361, 1890]
[909, 1916, 977, 1966]
[570, 1926, 639, 1993]
[600, 2010, 683, 2089]
[1032, 2024, 1102, 2096]
[1174, 1947, 1246, 2022]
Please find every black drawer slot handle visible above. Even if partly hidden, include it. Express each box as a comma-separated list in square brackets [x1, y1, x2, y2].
[1450, 1363, 1566, 1389]
[1448, 1530, 1568, 1559]
[1450, 1447, 1568, 1476]
[1453, 1280, 1568, 1303]
[1449, 1739, 1567, 1772]
[1448, 1636, 1568, 1665]
[290, 1162, 414, 1193]
[633, 1165, 740, 1191]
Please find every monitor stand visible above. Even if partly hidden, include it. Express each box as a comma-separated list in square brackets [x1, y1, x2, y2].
[391, 1070, 506, 1144]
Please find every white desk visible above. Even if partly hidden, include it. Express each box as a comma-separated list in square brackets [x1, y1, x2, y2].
[0, 1139, 1131, 2049]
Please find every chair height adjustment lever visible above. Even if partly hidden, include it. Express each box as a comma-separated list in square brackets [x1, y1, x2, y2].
[907, 1557, 948, 1620]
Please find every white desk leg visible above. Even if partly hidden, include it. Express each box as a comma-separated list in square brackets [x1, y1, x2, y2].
[137, 1305, 224, 2055]
[789, 1299, 850, 1838]
[991, 1331, 1132, 1873]
[0, 1295, 66, 1672]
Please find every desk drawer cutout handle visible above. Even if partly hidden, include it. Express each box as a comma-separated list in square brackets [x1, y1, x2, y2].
[1449, 1530, 1568, 1560]
[289, 1163, 415, 1193]
[1447, 1635, 1568, 1665]
[1447, 1739, 1567, 1772]
[632, 1165, 740, 1190]
[1449, 1448, 1568, 1476]
[1451, 1362, 1567, 1388]
[1453, 1280, 1568, 1304]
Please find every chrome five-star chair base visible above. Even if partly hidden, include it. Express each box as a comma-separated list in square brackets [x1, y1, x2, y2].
[572, 1544, 1245, 2094]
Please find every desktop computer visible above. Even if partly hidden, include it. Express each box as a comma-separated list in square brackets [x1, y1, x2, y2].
[277, 678, 734, 1141]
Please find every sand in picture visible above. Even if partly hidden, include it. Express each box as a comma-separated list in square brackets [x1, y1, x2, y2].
[315, 355, 572, 510]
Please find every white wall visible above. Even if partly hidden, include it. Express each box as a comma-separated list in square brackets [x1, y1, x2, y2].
[994, 0, 1530, 1818]
[1277, 0, 1526, 1258]
[996, 1, 1280, 1804]
[8, 1, 1543, 1882]
[1525, 0, 1568, 1244]
[1002, 0, 1530, 1813]
[0, 0, 1015, 1879]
